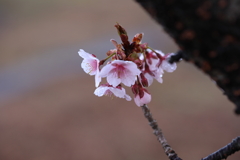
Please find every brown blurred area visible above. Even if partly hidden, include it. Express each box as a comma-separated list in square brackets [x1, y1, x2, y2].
[0, 0, 239, 160]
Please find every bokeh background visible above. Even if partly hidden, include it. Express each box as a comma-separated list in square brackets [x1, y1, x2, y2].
[0, 0, 239, 160]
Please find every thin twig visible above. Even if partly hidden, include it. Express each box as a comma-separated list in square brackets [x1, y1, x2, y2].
[141, 104, 182, 160]
[202, 136, 240, 160]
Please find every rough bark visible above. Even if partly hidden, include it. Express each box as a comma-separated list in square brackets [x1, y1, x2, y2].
[136, 0, 240, 114]
[202, 136, 240, 160]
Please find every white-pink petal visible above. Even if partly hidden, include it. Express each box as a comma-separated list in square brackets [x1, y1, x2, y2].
[145, 49, 164, 72]
[134, 91, 151, 107]
[144, 73, 154, 86]
[99, 60, 141, 87]
[94, 85, 131, 101]
[94, 70, 102, 87]
[152, 68, 163, 83]
[78, 49, 99, 76]
[161, 53, 177, 72]
[161, 60, 177, 72]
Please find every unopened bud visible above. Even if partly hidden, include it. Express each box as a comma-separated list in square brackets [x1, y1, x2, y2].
[115, 23, 128, 37]
[131, 83, 139, 95]
[132, 33, 143, 44]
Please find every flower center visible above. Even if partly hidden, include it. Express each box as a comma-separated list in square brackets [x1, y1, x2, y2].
[104, 89, 114, 97]
[113, 64, 125, 78]
[85, 63, 93, 74]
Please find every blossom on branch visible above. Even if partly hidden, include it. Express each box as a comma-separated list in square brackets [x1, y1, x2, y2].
[94, 84, 131, 101]
[99, 60, 141, 87]
[161, 53, 177, 72]
[78, 49, 99, 75]
[134, 90, 151, 107]
[132, 83, 151, 107]
[78, 49, 101, 87]
[78, 24, 177, 107]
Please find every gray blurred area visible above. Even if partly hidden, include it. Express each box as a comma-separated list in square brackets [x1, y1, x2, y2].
[0, 0, 239, 160]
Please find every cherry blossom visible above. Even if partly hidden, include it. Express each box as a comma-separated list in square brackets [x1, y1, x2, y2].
[99, 60, 141, 87]
[134, 89, 151, 107]
[145, 49, 163, 71]
[143, 72, 154, 86]
[141, 61, 163, 86]
[94, 84, 131, 101]
[78, 49, 101, 87]
[161, 53, 177, 72]
[78, 24, 177, 107]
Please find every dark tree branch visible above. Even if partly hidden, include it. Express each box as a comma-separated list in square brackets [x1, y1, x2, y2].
[141, 104, 240, 160]
[202, 136, 240, 160]
[135, 1, 240, 159]
[141, 104, 182, 160]
[136, 0, 240, 114]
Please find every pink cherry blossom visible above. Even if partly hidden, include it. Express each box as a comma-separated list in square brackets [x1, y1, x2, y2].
[94, 84, 131, 101]
[78, 49, 101, 87]
[141, 63, 163, 86]
[143, 72, 154, 86]
[140, 49, 168, 86]
[78, 49, 99, 75]
[152, 67, 164, 83]
[134, 90, 151, 107]
[99, 60, 141, 87]
[161, 53, 177, 72]
[145, 49, 164, 71]
[142, 69, 163, 86]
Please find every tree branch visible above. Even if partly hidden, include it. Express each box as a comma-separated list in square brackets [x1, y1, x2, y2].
[141, 104, 182, 160]
[202, 136, 240, 160]
[141, 104, 240, 160]
[136, 0, 240, 114]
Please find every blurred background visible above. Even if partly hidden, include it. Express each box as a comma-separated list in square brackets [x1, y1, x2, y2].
[0, 0, 239, 160]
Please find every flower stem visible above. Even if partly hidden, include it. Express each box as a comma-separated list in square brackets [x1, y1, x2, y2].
[141, 104, 182, 160]
[104, 52, 116, 61]
[147, 46, 161, 56]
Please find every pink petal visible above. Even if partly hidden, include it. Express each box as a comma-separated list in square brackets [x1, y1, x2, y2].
[161, 53, 177, 72]
[134, 91, 151, 107]
[95, 70, 102, 87]
[94, 86, 109, 96]
[161, 60, 177, 72]
[153, 68, 163, 83]
[94, 85, 132, 101]
[81, 59, 98, 75]
[106, 70, 121, 87]
[109, 87, 131, 101]
[120, 70, 137, 87]
[99, 60, 140, 87]
[140, 91, 151, 104]
[99, 63, 115, 77]
[79, 49, 99, 75]
[144, 73, 154, 86]
[124, 95, 132, 101]
[124, 61, 141, 76]
[134, 95, 141, 107]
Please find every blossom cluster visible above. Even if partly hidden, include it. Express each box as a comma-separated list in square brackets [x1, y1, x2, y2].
[78, 24, 177, 107]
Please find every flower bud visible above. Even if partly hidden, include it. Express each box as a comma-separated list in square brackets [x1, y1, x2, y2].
[131, 83, 139, 95]
[132, 33, 143, 44]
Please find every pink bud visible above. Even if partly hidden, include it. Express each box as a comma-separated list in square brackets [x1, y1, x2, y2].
[134, 88, 151, 107]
